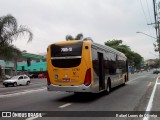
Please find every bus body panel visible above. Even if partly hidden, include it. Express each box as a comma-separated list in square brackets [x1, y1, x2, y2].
[47, 40, 128, 93]
[47, 41, 98, 92]
[91, 43, 128, 92]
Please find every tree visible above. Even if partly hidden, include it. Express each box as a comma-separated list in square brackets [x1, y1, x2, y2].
[65, 33, 93, 42]
[0, 14, 33, 45]
[75, 33, 83, 40]
[105, 39, 143, 68]
[66, 35, 74, 41]
[0, 14, 33, 75]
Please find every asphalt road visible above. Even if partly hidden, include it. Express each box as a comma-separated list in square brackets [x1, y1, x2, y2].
[0, 71, 160, 120]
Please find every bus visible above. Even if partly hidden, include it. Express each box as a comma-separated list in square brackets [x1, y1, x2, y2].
[46, 40, 128, 94]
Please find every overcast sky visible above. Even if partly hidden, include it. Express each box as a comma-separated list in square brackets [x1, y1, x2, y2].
[0, 0, 158, 60]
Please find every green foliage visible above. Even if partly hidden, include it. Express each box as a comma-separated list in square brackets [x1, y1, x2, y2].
[66, 33, 83, 41]
[0, 14, 33, 60]
[105, 40, 123, 47]
[105, 39, 143, 67]
[65, 33, 93, 42]
[66, 35, 74, 41]
[0, 42, 21, 60]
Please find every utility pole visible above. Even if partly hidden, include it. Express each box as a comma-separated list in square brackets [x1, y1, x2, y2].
[152, 0, 160, 68]
[158, 21, 160, 68]
[153, 0, 157, 35]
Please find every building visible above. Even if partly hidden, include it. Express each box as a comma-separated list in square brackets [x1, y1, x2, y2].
[0, 52, 46, 76]
[0, 60, 14, 76]
[144, 59, 157, 66]
[17, 53, 46, 72]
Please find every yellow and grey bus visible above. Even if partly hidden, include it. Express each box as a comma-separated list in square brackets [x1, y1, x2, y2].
[47, 40, 128, 94]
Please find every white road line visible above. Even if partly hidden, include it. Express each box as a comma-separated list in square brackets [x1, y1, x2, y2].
[59, 103, 72, 108]
[143, 76, 159, 120]
[0, 87, 46, 98]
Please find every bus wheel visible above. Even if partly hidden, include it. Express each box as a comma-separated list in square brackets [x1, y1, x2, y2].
[106, 81, 111, 95]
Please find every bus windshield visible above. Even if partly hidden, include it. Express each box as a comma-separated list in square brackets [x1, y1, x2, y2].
[50, 41, 83, 68]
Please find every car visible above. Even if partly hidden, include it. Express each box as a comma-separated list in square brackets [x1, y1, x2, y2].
[3, 75, 30, 87]
[38, 73, 47, 78]
[153, 70, 160, 74]
[28, 74, 37, 78]
[5, 75, 11, 79]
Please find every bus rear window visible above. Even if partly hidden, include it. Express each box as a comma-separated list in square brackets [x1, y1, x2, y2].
[51, 42, 83, 68]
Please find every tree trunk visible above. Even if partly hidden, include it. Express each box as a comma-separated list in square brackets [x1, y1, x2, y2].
[13, 58, 17, 76]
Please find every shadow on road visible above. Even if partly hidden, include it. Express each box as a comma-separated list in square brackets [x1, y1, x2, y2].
[56, 92, 105, 103]
[54, 84, 126, 103]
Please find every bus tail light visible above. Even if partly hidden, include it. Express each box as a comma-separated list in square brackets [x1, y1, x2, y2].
[84, 68, 91, 86]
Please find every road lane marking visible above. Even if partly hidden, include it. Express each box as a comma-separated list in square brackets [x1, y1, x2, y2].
[59, 103, 72, 108]
[30, 83, 46, 85]
[143, 76, 159, 120]
[0, 87, 46, 98]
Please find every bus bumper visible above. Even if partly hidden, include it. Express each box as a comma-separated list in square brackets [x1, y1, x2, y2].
[47, 84, 94, 93]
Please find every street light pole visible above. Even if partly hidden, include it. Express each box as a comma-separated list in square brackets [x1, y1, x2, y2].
[136, 31, 160, 69]
[136, 32, 157, 39]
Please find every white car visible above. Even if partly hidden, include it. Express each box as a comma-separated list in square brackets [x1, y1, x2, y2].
[3, 75, 30, 87]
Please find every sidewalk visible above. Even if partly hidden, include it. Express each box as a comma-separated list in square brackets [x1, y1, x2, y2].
[0, 80, 4, 87]
[151, 76, 160, 111]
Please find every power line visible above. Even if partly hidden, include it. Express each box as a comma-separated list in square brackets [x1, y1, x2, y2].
[146, 0, 156, 37]
[140, 0, 149, 24]
[146, 0, 153, 24]
[140, 0, 155, 41]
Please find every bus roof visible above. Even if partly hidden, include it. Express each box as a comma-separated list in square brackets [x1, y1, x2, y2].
[50, 40, 127, 59]
[92, 42, 127, 59]
[53, 40, 83, 45]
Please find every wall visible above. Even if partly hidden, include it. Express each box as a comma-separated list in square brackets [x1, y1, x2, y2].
[17, 61, 46, 72]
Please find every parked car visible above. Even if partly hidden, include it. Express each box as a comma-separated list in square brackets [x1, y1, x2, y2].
[3, 75, 30, 87]
[153, 70, 160, 74]
[28, 74, 38, 78]
[5, 75, 11, 79]
[38, 73, 47, 78]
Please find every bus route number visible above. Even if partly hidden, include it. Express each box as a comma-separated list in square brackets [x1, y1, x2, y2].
[61, 47, 72, 52]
